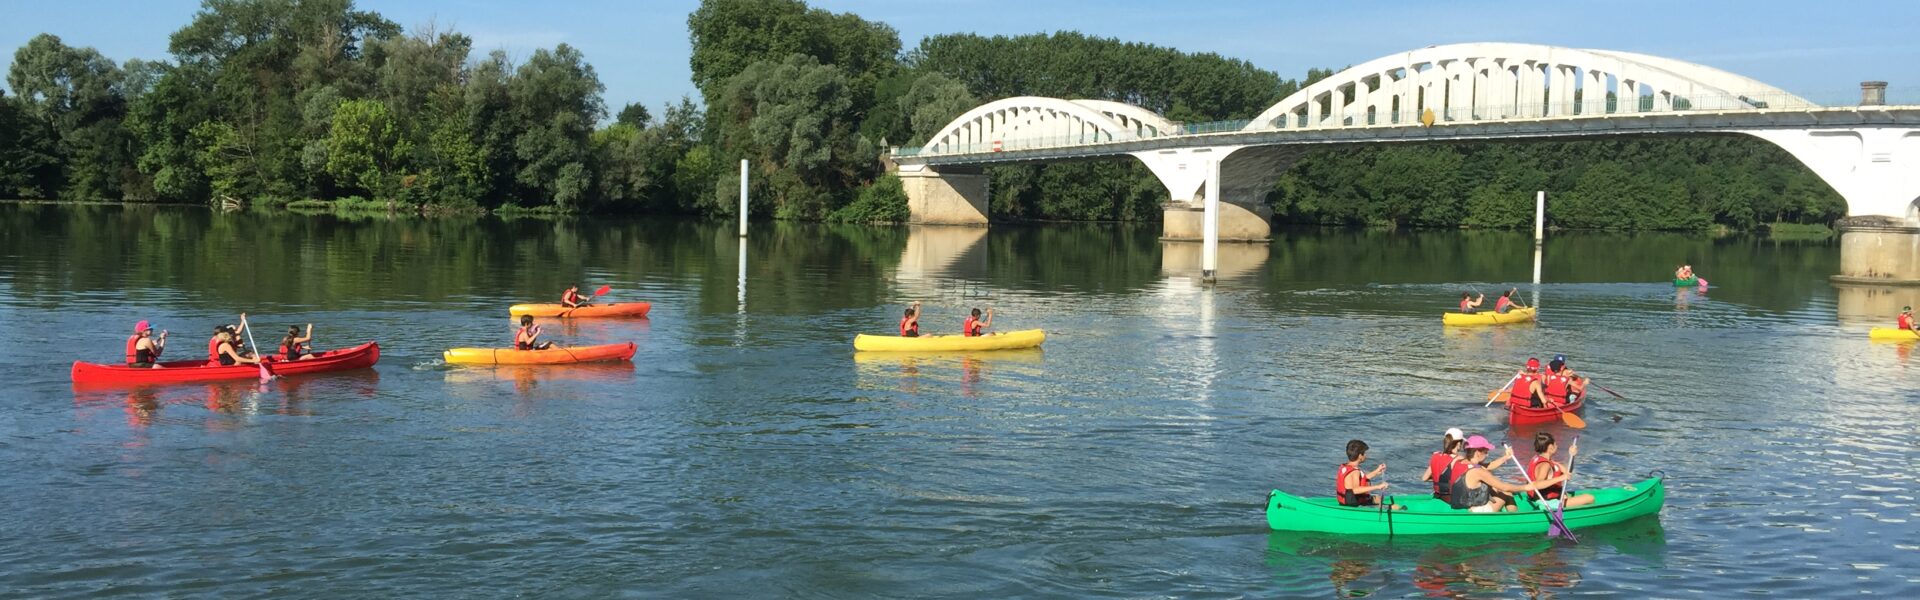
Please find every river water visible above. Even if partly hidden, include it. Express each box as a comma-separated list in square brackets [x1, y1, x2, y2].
[0, 203, 1914, 598]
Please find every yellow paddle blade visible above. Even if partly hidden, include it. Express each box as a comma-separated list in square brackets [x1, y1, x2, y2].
[1560, 410, 1587, 429]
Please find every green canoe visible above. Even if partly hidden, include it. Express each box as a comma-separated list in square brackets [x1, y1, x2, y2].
[1264, 477, 1664, 536]
[1673, 277, 1698, 286]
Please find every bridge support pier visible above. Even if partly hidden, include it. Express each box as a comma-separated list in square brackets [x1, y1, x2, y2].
[1745, 128, 1920, 284]
[1834, 218, 1920, 285]
[899, 167, 990, 226]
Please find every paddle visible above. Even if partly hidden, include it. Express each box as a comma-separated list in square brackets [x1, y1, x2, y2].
[1553, 399, 1586, 429]
[1592, 382, 1628, 400]
[559, 285, 614, 318]
[1508, 444, 1578, 542]
[238, 313, 275, 382]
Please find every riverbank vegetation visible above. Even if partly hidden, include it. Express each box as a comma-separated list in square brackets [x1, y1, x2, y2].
[0, 0, 1846, 231]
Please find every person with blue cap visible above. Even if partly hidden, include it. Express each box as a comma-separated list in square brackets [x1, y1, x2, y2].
[1543, 354, 1586, 405]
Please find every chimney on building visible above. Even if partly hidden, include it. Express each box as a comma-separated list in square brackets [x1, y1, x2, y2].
[1860, 81, 1887, 106]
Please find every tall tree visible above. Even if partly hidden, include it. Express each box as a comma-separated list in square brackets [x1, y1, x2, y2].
[7, 33, 141, 199]
[712, 54, 873, 218]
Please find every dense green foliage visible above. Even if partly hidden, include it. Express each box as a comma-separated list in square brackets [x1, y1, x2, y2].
[0, 0, 1847, 229]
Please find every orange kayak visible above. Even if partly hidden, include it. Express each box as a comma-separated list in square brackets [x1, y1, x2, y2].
[508, 302, 651, 318]
[442, 342, 637, 365]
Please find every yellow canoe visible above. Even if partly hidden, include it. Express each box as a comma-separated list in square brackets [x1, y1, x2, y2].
[443, 342, 637, 365]
[852, 329, 1046, 352]
[1868, 327, 1920, 341]
[1442, 307, 1537, 326]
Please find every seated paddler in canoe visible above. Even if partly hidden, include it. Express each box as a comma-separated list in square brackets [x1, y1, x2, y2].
[279, 324, 316, 361]
[1337, 440, 1404, 510]
[962, 307, 993, 336]
[1457, 292, 1485, 314]
[208, 324, 262, 366]
[1528, 432, 1594, 509]
[515, 315, 555, 351]
[125, 320, 168, 368]
[1443, 435, 1567, 513]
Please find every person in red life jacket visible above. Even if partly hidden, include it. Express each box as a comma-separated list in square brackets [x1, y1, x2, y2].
[1506, 358, 1547, 408]
[1448, 435, 1565, 513]
[1419, 428, 1467, 501]
[280, 324, 315, 361]
[962, 308, 993, 337]
[1543, 356, 1586, 405]
[1458, 292, 1484, 314]
[899, 302, 921, 337]
[561, 285, 587, 309]
[1336, 439, 1402, 509]
[1494, 288, 1523, 314]
[126, 320, 167, 368]
[515, 315, 554, 350]
[1528, 432, 1595, 508]
[209, 327, 261, 366]
[1900, 306, 1916, 332]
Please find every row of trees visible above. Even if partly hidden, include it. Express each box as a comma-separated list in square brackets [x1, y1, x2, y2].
[0, 0, 1846, 230]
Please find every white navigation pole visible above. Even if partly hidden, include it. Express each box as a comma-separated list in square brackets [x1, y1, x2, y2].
[739, 159, 750, 238]
[1533, 191, 1545, 306]
[1202, 158, 1221, 283]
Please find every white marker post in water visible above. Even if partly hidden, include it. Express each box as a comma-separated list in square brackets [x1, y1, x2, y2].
[739, 159, 750, 238]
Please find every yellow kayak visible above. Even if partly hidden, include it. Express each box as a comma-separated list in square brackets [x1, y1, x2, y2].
[1869, 327, 1920, 341]
[1442, 307, 1537, 326]
[852, 329, 1046, 352]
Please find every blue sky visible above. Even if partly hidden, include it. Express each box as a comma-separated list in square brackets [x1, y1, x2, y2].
[4, 0, 1916, 112]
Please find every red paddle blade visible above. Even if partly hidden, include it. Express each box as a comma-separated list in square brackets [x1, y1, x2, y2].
[594, 285, 612, 296]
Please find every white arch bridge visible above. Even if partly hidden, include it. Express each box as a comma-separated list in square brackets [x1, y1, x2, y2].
[889, 43, 1920, 283]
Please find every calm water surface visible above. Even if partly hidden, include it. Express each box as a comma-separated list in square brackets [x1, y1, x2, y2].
[0, 204, 1915, 598]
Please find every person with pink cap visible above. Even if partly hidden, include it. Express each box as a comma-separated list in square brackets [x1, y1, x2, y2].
[125, 320, 167, 368]
[1447, 434, 1566, 513]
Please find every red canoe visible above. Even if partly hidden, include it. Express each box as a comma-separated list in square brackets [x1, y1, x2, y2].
[71, 342, 381, 386]
[1508, 395, 1585, 426]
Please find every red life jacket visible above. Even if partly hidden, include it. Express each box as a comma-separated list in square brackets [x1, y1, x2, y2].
[208, 336, 223, 362]
[1901, 313, 1914, 330]
[515, 325, 540, 350]
[1442, 457, 1472, 488]
[1528, 455, 1564, 500]
[126, 335, 142, 365]
[1508, 373, 1539, 405]
[1427, 451, 1455, 497]
[1542, 373, 1571, 405]
[563, 289, 583, 305]
[279, 340, 306, 360]
[1336, 463, 1373, 506]
[1495, 296, 1514, 313]
[899, 316, 918, 336]
[963, 316, 982, 337]
[1459, 298, 1473, 312]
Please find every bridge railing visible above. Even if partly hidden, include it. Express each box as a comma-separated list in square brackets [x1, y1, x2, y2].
[893, 88, 1918, 160]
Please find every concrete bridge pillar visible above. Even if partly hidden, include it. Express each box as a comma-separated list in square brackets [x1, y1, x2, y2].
[1134, 146, 1304, 242]
[898, 166, 990, 226]
[1745, 126, 1920, 284]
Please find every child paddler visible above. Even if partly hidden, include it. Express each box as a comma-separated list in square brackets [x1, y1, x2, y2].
[1529, 432, 1595, 508]
[1337, 439, 1403, 510]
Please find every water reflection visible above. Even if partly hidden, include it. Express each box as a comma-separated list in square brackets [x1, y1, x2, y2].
[1160, 240, 1268, 280]
[853, 349, 1045, 397]
[1265, 516, 1665, 598]
[71, 370, 382, 428]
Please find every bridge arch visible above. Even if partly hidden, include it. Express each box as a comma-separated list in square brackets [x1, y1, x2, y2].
[1244, 43, 1814, 130]
[919, 96, 1167, 155]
